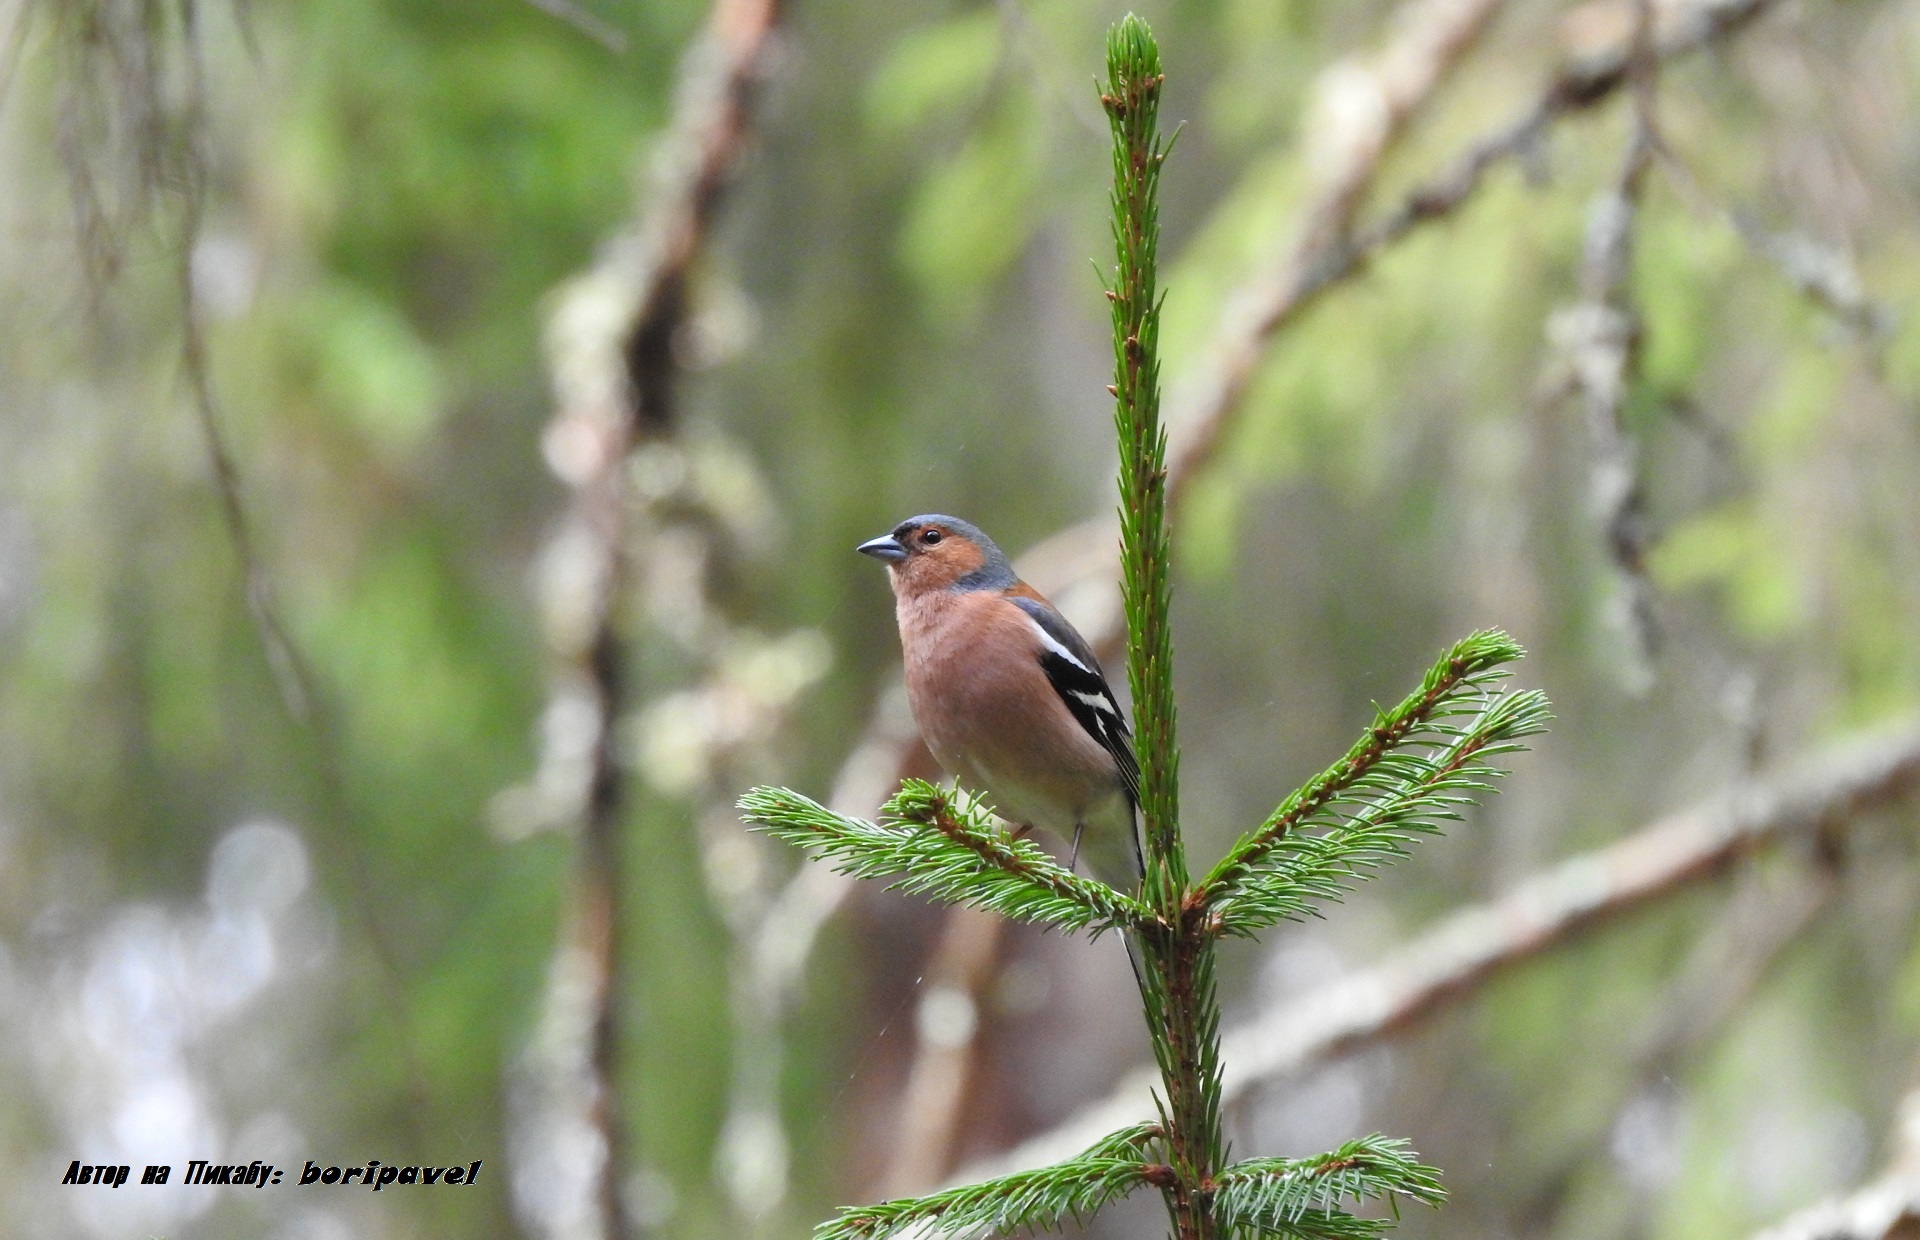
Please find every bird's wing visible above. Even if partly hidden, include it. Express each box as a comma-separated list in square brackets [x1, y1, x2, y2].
[1007, 595, 1140, 805]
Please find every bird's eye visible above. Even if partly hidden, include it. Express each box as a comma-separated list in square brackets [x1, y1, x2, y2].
[921, 529, 943, 546]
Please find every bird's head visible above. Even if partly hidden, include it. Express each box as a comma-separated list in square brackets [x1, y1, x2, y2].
[857, 514, 1016, 596]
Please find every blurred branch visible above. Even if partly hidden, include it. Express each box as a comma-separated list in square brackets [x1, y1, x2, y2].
[880, 907, 1006, 1196]
[524, 0, 784, 1235]
[170, 8, 315, 728]
[1548, 0, 1661, 684]
[521, 0, 630, 53]
[1524, 854, 1837, 1232]
[1167, 0, 1511, 487]
[1165, 0, 1786, 491]
[1751, 1179, 1920, 1240]
[38, 0, 317, 718]
[1656, 144, 1896, 349]
[1295, 0, 1510, 252]
[1731, 216, 1893, 343]
[955, 717, 1920, 1182]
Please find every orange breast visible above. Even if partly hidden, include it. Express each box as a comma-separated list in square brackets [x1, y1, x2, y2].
[896, 589, 1121, 825]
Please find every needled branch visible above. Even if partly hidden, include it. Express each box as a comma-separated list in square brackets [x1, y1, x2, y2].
[1101, 19, 1225, 1240]
[1212, 685, 1549, 935]
[1210, 1137, 1447, 1239]
[817, 1124, 1161, 1240]
[1200, 630, 1537, 925]
[740, 782, 1153, 933]
[1104, 15, 1180, 892]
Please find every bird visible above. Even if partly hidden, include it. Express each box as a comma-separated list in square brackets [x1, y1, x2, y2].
[858, 514, 1144, 893]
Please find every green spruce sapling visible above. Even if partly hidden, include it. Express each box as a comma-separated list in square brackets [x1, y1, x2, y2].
[740, 15, 1548, 1238]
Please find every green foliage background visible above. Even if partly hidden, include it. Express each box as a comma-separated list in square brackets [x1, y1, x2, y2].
[2, 0, 1919, 1237]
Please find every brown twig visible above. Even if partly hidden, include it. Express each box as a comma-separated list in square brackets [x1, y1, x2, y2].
[954, 716, 1920, 1183]
[523, 0, 784, 1236]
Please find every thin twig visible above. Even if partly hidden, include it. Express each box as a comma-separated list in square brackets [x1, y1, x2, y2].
[1550, 0, 1662, 682]
[521, 0, 629, 53]
[173, 60, 314, 725]
[954, 717, 1920, 1183]
[1656, 142, 1894, 348]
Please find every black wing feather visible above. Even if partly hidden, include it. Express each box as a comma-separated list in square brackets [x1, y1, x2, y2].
[1009, 597, 1141, 805]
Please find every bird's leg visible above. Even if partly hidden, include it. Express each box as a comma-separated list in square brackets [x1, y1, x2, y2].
[1068, 822, 1085, 871]
[1008, 822, 1035, 842]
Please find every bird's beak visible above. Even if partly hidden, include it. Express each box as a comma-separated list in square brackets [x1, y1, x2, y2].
[857, 534, 908, 564]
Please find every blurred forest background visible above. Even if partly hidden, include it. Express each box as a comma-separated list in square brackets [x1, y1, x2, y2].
[4, 0, 1920, 1237]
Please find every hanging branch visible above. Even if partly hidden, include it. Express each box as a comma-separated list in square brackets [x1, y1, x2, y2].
[39, 0, 445, 1130]
[1549, 0, 1662, 680]
[526, 0, 785, 1236]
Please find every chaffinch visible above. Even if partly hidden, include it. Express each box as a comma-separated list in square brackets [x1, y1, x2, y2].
[859, 515, 1143, 893]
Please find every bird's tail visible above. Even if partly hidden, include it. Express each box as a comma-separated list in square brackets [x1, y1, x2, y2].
[1068, 793, 1148, 996]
